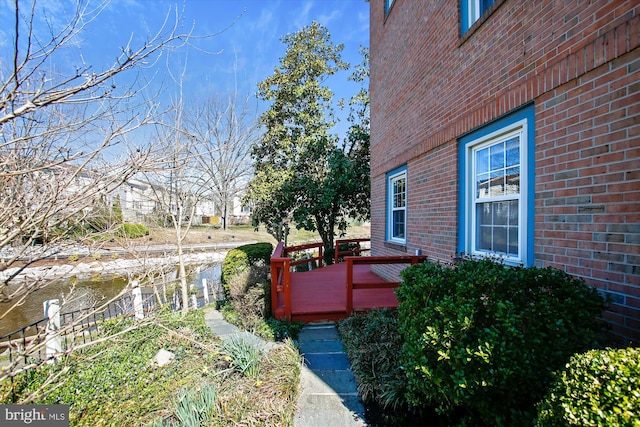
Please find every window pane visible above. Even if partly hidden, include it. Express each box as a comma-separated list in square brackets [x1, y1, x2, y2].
[477, 173, 490, 198]
[476, 147, 489, 174]
[493, 202, 508, 225]
[477, 202, 492, 226]
[476, 201, 519, 256]
[478, 225, 492, 251]
[508, 226, 519, 255]
[506, 137, 520, 167]
[393, 178, 406, 208]
[505, 166, 520, 195]
[392, 211, 405, 239]
[386, 0, 394, 13]
[490, 143, 504, 170]
[493, 226, 507, 253]
[489, 170, 504, 196]
[508, 200, 519, 226]
[481, 0, 495, 14]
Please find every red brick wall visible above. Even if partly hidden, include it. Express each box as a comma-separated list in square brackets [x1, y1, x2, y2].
[370, 0, 640, 344]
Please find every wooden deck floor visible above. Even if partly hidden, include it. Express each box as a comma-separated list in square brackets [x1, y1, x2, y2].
[276, 263, 398, 322]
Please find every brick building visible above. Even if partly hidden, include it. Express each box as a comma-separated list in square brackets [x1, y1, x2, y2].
[369, 0, 639, 344]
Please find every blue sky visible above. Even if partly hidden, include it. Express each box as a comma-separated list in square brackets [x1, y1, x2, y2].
[1, 0, 370, 139]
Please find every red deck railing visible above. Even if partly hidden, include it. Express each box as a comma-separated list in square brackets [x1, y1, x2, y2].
[345, 255, 426, 315]
[334, 238, 371, 264]
[270, 239, 427, 321]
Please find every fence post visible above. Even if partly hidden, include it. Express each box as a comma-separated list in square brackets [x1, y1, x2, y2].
[43, 299, 61, 362]
[202, 278, 210, 305]
[214, 280, 225, 301]
[132, 280, 144, 320]
[191, 284, 198, 310]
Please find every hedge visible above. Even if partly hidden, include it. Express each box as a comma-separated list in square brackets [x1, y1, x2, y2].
[221, 242, 273, 288]
[535, 346, 640, 426]
[397, 257, 606, 426]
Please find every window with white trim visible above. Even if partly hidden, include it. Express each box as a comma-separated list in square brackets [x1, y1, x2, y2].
[472, 131, 522, 258]
[385, 0, 394, 15]
[459, 106, 534, 266]
[386, 166, 407, 245]
[461, 0, 496, 33]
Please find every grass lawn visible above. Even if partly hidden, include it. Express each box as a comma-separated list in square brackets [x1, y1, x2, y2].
[144, 223, 371, 247]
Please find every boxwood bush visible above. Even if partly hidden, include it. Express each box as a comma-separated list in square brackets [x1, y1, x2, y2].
[221, 242, 273, 287]
[397, 257, 606, 426]
[535, 346, 640, 426]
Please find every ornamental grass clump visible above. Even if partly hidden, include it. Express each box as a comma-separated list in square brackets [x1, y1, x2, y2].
[397, 257, 606, 426]
[221, 336, 263, 379]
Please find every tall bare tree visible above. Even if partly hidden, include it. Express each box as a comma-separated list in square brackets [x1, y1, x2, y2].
[186, 92, 259, 229]
[0, 0, 212, 340]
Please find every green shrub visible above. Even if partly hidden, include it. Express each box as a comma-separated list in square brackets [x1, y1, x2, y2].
[535, 347, 640, 426]
[397, 257, 606, 426]
[221, 242, 273, 286]
[115, 223, 150, 239]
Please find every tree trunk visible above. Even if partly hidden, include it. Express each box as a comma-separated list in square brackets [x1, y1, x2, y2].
[175, 209, 189, 314]
[316, 214, 335, 265]
[223, 203, 227, 230]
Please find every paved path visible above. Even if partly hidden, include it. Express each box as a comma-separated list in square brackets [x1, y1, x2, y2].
[203, 306, 276, 352]
[294, 323, 366, 427]
[203, 307, 366, 427]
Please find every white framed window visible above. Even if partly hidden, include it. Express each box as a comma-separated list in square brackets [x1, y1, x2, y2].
[385, 0, 394, 15]
[459, 105, 534, 266]
[461, 0, 496, 33]
[471, 128, 523, 260]
[386, 166, 407, 245]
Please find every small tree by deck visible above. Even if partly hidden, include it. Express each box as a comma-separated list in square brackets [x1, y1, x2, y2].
[246, 22, 369, 262]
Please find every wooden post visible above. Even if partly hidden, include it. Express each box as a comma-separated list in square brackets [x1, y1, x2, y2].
[346, 258, 354, 316]
[43, 299, 61, 362]
[283, 258, 291, 320]
[202, 278, 210, 305]
[132, 281, 144, 319]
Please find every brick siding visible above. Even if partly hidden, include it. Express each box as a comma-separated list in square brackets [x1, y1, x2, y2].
[370, 0, 640, 344]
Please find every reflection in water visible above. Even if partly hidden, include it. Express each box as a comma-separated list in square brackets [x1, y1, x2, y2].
[0, 263, 222, 337]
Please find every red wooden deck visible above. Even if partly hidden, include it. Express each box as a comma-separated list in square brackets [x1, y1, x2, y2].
[275, 262, 399, 322]
[270, 240, 427, 323]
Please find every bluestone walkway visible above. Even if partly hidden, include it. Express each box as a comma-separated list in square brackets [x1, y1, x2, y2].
[202, 307, 366, 427]
[294, 323, 367, 427]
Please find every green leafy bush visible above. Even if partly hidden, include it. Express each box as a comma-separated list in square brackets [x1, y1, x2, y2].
[221, 242, 273, 286]
[115, 223, 150, 239]
[397, 257, 606, 426]
[219, 242, 303, 341]
[535, 347, 640, 426]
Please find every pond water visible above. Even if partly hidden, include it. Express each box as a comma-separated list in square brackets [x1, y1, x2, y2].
[0, 264, 222, 337]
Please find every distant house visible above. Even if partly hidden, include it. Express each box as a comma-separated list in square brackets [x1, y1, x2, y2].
[118, 179, 161, 223]
[369, 0, 639, 344]
[115, 178, 217, 226]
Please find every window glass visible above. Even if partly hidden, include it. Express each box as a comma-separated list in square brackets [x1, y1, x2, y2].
[460, 106, 533, 266]
[462, 0, 496, 33]
[385, 0, 394, 15]
[387, 167, 407, 244]
[472, 133, 522, 258]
